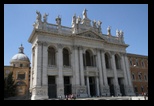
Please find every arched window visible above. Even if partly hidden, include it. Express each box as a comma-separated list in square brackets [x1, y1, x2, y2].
[138, 73, 142, 81]
[63, 48, 69, 66]
[136, 59, 139, 66]
[48, 47, 56, 66]
[115, 54, 121, 69]
[132, 73, 135, 80]
[130, 58, 133, 66]
[144, 75, 147, 81]
[105, 53, 110, 69]
[86, 50, 92, 66]
[141, 61, 144, 67]
[141, 86, 144, 92]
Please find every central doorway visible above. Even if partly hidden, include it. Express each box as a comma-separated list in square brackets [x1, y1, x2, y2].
[89, 77, 96, 97]
[48, 76, 57, 98]
[64, 76, 72, 96]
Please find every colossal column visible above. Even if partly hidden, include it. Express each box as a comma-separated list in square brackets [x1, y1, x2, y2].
[101, 49, 110, 96]
[120, 53, 129, 95]
[79, 46, 85, 86]
[110, 51, 121, 96]
[96, 49, 103, 96]
[124, 53, 135, 96]
[57, 44, 64, 98]
[31, 41, 44, 100]
[41, 42, 48, 99]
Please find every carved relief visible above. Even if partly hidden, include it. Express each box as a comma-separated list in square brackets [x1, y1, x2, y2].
[36, 89, 46, 95]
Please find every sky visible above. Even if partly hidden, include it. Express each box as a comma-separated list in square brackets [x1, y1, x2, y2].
[4, 4, 148, 66]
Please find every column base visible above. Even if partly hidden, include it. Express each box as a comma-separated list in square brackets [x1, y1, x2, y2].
[31, 86, 48, 100]
[77, 85, 88, 97]
[125, 85, 135, 96]
[114, 85, 121, 96]
[101, 85, 110, 96]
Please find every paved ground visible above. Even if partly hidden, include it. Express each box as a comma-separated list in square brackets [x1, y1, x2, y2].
[4, 96, 148, 100]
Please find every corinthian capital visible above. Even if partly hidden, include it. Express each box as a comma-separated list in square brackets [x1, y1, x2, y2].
[42, 42, 48, 46]
[37, 41, 42, 45]
[73, 45, 78, 50]
[57, 43, 63, 49]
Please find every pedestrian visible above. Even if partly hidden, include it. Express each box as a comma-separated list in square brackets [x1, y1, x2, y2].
[144, 92, 146, 100]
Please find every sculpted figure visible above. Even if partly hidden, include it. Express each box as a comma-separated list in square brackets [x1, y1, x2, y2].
[56, 15, 61, 25]
[92, 20, 97, 28]
[77, 16, 81, 24]
[72, 14, 76, 26]
[97, 21, 102, 33]
[43, 13, 49, 22]
[82, 8, 88, 19]
[36, 10, 42, 22]
[107, 26, 111, 35]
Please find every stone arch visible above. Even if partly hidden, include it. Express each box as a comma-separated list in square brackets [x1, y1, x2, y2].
[63, 47, 71, 66]
[115, 53, 121, 69]
[85, 49, 95, 66]
[48, 45, 57, 66]
[104, 52, 111, 69]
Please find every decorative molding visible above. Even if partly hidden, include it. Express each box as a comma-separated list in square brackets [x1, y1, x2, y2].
[57, 43, 63, 49]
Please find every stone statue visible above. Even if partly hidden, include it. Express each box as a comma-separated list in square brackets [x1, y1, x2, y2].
[97, 21, 102, 33]
[36, 10, 42, 22]
[43, 13, 49, 23]
[82, 8, 88, 19]
[107, 26, 111, 35]
[72, 14, 76, 26]
[55, 15, 61, 25]
[92, 20, 97, 28]
[119, 30, 124, 38]
[77, 16, 81, 24]
[116, 29, 120, 37]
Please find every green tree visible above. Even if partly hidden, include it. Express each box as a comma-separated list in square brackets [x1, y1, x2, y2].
[4, 72, 16, 98]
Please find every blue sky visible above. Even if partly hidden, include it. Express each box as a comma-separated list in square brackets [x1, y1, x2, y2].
[4, 4, 148, 65]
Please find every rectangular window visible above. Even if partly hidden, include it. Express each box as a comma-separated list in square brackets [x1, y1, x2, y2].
[20, 64, 23, 67]
[17, 73, 25, 80]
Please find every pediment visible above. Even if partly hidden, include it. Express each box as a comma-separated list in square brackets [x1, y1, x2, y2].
[77, 30, 105, 41]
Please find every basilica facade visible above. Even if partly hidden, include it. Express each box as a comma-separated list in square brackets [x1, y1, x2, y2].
[28, 9, 135, 100]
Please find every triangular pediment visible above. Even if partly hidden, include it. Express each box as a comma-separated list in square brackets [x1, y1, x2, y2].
[77, 30, 105, 41]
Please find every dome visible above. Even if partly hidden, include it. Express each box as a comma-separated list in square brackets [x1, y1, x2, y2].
[10, 44, 30, 63]
[11, 53, 30, 62]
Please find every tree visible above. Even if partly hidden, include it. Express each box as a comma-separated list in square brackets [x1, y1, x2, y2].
[4, 72, 16, 98]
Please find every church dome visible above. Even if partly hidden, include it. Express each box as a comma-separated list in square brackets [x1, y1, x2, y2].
[11, 53, 30, 62]
[10, 44, 30, 64]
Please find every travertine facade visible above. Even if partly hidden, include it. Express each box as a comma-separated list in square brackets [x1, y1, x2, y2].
[28, 9, 135, 100]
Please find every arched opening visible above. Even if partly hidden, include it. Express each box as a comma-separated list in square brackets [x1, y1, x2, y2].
[115, 54, 121, 69]
[85, 50, 93, 66]
[48, 46, 56, 66]
[63, 48, 70, 66]
[105, 53, 110, 69]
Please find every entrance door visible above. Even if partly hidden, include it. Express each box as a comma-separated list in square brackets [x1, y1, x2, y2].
[120, 84, 125, 96]
[108, 78, 115, 96]
[64, 76, 72, 95]
[89, 77, 96, 97]
[48, 76, 57, 98]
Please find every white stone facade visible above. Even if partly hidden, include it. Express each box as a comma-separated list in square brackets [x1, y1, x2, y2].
[28, 9, 135, 100]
